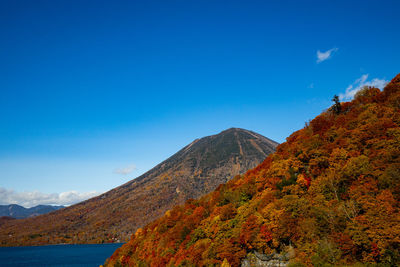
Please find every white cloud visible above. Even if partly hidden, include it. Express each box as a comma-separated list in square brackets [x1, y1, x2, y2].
[113, 164, 137, 175]
[316, 47, 338, 63]
[0, 187, 100, 208]
[339, 74, 389, 101]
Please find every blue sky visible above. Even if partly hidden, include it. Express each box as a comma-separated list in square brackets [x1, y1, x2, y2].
[1, 0, 399, 206]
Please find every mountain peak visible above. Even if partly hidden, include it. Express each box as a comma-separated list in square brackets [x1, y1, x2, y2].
[220, 127, 243, 133]
[139, 128, 278, 187]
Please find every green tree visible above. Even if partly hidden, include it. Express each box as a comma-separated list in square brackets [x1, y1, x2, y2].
[331, 95, 341, 114]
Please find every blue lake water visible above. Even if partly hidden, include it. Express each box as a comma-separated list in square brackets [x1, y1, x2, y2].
[0, 243, 123, 267]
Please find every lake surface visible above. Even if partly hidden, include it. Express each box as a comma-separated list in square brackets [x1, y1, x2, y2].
[0, 243, 123, 267]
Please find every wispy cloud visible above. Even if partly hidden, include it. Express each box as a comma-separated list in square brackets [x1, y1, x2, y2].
[0, 187, 100, 208]
[316, 47, 338, 63]
[113, 164, 137, 175]
[339, 74, 388, 101]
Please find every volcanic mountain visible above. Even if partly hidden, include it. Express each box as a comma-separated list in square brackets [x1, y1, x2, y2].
[0, 128, 278, 246]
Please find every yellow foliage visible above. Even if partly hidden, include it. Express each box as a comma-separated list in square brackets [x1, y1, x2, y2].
[221, 258, 231, 267]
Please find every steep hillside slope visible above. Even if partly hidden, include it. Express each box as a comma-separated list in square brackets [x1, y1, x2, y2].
[0, 128, 278, 246]
[106, 74, 400, 266]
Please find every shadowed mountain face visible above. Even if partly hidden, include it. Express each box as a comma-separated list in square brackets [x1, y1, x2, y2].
[0, 128, 278, 246]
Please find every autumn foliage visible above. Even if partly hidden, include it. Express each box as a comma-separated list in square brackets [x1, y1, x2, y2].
[105, 74, 400, 266]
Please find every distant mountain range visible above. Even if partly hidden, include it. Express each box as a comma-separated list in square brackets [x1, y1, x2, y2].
[0, 128, 278, 246]
[0, 204, 64, 219]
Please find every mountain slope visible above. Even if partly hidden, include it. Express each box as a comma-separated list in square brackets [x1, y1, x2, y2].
[105, 74, 400, 266]
[0, 128, 278, 246]
[0, 204, 65, 219]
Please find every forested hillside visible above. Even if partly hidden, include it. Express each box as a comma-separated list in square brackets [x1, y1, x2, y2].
[105, 74, 400, 266]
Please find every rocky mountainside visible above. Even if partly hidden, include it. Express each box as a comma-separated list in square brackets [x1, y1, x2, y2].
[105, 74, 400, 266]
[0, 128, 278, 246]
[0, 204, 65, 219]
